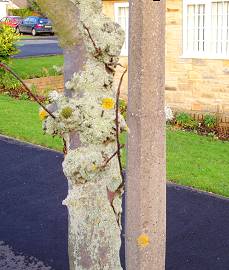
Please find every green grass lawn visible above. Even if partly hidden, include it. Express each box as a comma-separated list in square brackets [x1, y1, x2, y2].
[0, 94, 229, 197]
[19, 35, 56, 40]
[167, 130, 229, 196]
[9, 55, 64, 79]
[19, 35, 36, 40]
[0, 95, 62, 151]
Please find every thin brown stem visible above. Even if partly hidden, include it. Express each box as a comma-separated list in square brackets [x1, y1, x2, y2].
[101, 145, 124, 169]
[82, 23, 102, 56]
[115, 67, 127, 184]
[0, 62, 55, 119]
[116, 63, 126, 68]
[82, 24, 123, 75]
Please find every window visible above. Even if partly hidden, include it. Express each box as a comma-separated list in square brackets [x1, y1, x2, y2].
[23, 18, 30, 23]
[29, 18, 37, 24]
[114, 2, 129, 56]
[183, 0, 229, 59]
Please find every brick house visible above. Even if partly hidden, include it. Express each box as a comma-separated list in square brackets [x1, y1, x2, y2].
[103, 0, 229, 114]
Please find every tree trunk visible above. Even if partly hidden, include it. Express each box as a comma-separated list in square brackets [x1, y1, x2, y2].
[125, 0, 166, 269]
[37, 0, 126, 269]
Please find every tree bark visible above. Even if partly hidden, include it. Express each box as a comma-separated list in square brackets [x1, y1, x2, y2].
[125, 0, 166, 269]
[37, 0, 126, 269]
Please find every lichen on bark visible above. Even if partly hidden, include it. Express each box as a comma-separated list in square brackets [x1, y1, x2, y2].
[37, 0, 126, 269]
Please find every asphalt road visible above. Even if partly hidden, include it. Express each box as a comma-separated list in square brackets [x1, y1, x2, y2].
[0, 135, 229, 270]
[14, 36, 63, 58]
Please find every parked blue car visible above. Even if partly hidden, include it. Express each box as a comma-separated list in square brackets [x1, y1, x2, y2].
[16, 16, 54, 36]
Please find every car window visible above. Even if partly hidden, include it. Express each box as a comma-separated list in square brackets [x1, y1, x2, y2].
[29, 18, 37, 24]
[38, 18, 49, 24]
[23, 18, 30, 23]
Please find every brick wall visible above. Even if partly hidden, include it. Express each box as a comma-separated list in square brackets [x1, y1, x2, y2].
[24, 76, 64, 95]
[24, 73, 129, 100]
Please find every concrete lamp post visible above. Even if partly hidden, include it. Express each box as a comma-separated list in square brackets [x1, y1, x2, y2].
[126, 0, 166, 269]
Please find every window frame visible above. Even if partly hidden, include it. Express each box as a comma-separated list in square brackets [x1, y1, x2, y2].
[114, 2, 129, 56]
[182, 0, 229, 59]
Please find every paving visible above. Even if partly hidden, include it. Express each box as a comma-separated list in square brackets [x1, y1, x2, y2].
[0, 136, 229, 270]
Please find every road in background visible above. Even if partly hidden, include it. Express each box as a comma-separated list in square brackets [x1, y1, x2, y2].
[14, 36, 63, 58]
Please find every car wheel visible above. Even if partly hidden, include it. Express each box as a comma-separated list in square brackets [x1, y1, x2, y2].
[31, 29, 36, 36]
[16, 27, 20, 34]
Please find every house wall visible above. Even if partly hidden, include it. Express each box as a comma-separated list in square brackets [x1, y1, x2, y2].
[102, 0, 229, 114]
[103, 0, 128, 100]
[166, 0, 229, 114]
[10, 0, 27, 8]
[0, 2, 8, 19]
[0, 0, 27, 18]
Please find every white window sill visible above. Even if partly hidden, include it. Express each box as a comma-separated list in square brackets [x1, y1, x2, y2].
[181, 54, 229, 60]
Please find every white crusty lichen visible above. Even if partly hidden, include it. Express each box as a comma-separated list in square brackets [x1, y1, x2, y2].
[40, 0, 126, 269]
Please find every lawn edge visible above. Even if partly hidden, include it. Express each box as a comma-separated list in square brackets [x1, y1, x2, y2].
[1, 134, 229, 201]
[0, 134, 62, 154]
[167, 181, 229, 201]
[12, 53, 63, 59]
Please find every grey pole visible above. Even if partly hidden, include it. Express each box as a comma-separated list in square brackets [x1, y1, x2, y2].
[126, 0, 166, 269]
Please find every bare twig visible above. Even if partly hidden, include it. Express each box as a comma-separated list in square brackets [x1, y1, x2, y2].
[82, 23, 102, 56]
[63, 138, 67, 155]
[104, 150, 118, 166]
[105, 64, 116, 74]
[82, 24, 125, 75]
[0, 62, 55, 119]
[106, 62, 125, 68]
[115, 67, 127, 184]
[101, 144, 124, 169]
[116, 63, 126, 68]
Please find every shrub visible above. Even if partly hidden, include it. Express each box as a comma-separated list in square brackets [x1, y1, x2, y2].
[8, 8, 33, 18]
[0, 72, 21, 90]
[203, 114, 217, 128]
[0, 25, 20, 93]
[0, 25, 19, 63]
[18, 93, 30, 100]
[176, 112, 198, 129]
[52, 65, 64, 75]
[27, 0, 43, 14]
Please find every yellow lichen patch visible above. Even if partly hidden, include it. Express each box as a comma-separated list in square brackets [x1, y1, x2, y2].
[137, 234, 150, 248]
[101, 98, 115, 110]
[61, 107, 73, 119]
[91, 164, 97, 171]
[39, 108, 48, 120]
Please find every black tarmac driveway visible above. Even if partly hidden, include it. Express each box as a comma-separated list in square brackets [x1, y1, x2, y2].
[0, 136, 229, 270]
[14, 36, 63, 58]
